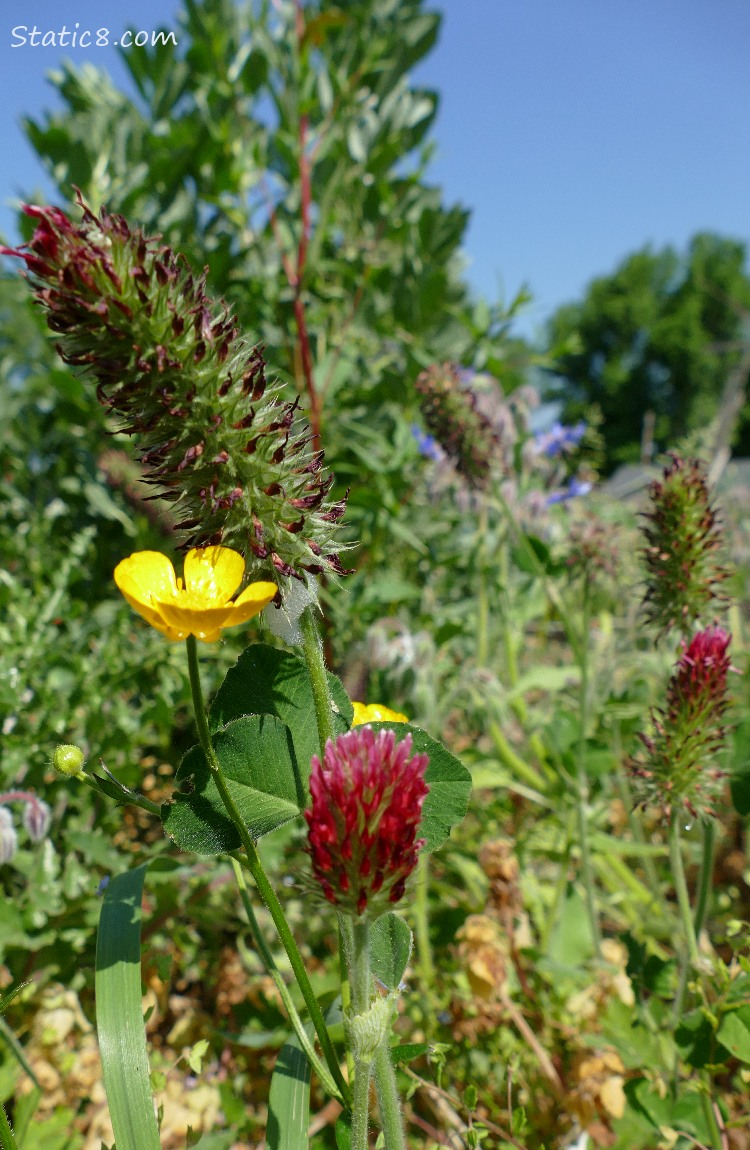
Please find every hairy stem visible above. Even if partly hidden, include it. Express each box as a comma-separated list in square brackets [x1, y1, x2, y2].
[576, 582, 601, 954]
[345, 917, 373, 1150]
[298, 605, 336, 752]
[693, 818, 716, 942]
[186, 636, 348, 1104]
[373, 1038, 407, 1150]
[413, 852, 435, 985]
[229, 857, 342, 1102]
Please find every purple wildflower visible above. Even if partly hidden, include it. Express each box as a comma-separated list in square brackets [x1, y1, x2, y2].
[545, 476, 593, 506]
[535, 420, 587, 458]
[410, 424, 443, 462]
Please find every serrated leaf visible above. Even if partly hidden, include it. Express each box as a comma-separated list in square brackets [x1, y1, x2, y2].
[368, 723, 472, 852]
[164, 715, 302, 854]
[209, 644, 352, 787]
[371, 913, 412, 990]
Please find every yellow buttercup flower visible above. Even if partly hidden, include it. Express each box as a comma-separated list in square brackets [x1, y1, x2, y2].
[114, 547, 277, 643]
[351, 701, 409, 726]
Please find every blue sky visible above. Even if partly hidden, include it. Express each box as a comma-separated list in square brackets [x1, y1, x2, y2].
[2, 0, 749, 338]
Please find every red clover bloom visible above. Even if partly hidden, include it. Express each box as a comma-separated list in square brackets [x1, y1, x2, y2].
[630, 626, 733, 821]
[305, 726, 429, 918]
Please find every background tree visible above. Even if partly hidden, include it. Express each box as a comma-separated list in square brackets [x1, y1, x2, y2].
[545, 233, 750, 471]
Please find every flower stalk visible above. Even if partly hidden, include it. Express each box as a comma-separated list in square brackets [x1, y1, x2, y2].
[229, 857, 343, 1103]
[186, 636, 348, 1103]
[576, 580, 602, 955]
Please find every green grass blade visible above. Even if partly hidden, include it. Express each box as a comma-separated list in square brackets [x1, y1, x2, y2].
[95, 863, 161, 1150]
[266, 1032, 311, 1150]
[0, 1102, 18, 1150]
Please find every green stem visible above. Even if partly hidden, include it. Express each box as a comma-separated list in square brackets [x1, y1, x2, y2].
[493, 485, 583, 664]
[0, 1104, 17, 1150]
[701, 1090, 723, 1150]
[576, 583, 601, 954]
[669, 812, 700, 971]
[186, 636, 349, 1104]
[79, 771, 163, 816]
[499, 533, 525, 723]
[669, 813, 700, 967]
[413, 852, 435, 985]
[489, 721, 549, 794]
[298, 604, 336, 752]
[229, 857, 343, 1102]
[348, 917, 373, 1150]
[476, 501, 490, 668]
[373, 1038, 407, 1150]
[541, 810, 574, 953]
[693, 819, 716, 942]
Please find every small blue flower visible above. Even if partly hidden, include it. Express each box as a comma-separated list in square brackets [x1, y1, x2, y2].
[535, 420, 586, 458]
[545, 477, 593, 506]
[410, 423, 443, 462]
[96, 875, 111, 897]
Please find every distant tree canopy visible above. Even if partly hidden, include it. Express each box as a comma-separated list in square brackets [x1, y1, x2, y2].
[546, 234, 750, 471]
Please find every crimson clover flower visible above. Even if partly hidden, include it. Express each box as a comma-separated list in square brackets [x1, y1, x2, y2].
[305, 726, 429, 918]
[1, 200, 348, 587]
[630, 626, 733, 820]
[114, 546, 277, 642]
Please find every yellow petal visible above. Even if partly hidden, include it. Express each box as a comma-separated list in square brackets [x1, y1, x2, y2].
[156, 601, 237, 641]
[114, 552, 180, 635]
[352, 702, 409, 726]
[230, 581, 278, 624]
[115, 551, 178, 604]
[183, 546, 245, 606]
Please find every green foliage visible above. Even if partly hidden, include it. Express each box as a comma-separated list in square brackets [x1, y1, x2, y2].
[370, 913, 412, 991]
[5, 0, 750, 1146]
[165, 714, 303, 851]
[22, 0, 532, 630]
[547, 233, 750, 469]
[266, 1033, 311, 1150]
[96, 864, 160, 1150]
[367, 722, 472, 853]
[208, 643, 352, 776]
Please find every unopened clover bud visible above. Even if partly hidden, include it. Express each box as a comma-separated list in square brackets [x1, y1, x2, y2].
[0, 808, 18, 864]
[53, 744, 85, 776]
[23, 797, 51, 843]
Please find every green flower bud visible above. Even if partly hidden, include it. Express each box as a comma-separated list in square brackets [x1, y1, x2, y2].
[641, 455, 728, 638]
[53, 744, 85, 776]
